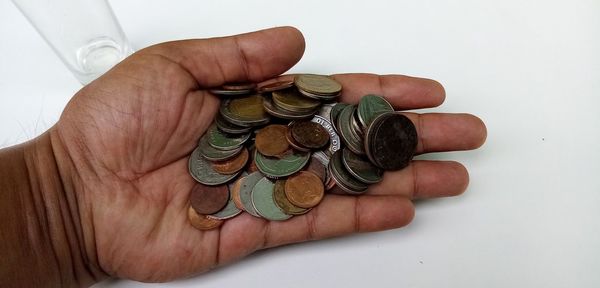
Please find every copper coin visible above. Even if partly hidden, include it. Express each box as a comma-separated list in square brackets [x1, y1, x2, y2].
[255, 125, 290, 157]
[285, 127, 310, 152]
[230, 176, 245, 210]
[273, 180, 310, 215]
[285, 171, 325, 208]
[257, 80, 294, 93]
[211, 148, 249, 175]
[305, 153, 328, 183]
[291, 121, 330, 149]
[222, 82, 257, 91]
[190, 183, 230, 214]
[188, 206, 223, 231]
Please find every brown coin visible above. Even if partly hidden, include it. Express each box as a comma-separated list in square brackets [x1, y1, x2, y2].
[257, 80, 294, 93]
[273, 180, 310, 215]
[246, 145, 259, 173]
[190, 183, 230, 214]
[211, 148, 249, 175]
[222, 82, 257, 91]
[286, 126, 311, 152]
[188, 206, 223, 230]
[291, 121, 330, 149]
[255, 125, 290, 157]
[285, 171, 325, 208]
[230, 176, 245, 210]
[305, 154, 328, 183]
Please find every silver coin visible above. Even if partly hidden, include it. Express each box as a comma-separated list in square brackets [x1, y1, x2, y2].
[188, 146, 240, 186]
[310, 115, 341, 156]
[251, 177, 292, 221]
[216, 114, 252, 134]
[198, 134, 243, 162]
[262, 94, 318, 120]
[328, 150, 368, 194]
[207, 124, 251, 151]
[208, 196, 242, 220]
[318, 103, 335, 120]
[209, 88, 254, 96]
[336, 105, 365, 155]
[238, 171, 263, 218]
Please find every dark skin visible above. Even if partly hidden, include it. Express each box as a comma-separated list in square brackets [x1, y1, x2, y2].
[0, 27, 486, 287]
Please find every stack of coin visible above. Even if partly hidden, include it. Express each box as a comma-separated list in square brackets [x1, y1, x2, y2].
[187, 74, 417, 230]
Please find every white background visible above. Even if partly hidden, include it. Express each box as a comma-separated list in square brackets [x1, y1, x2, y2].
[1, 0, 599, 287]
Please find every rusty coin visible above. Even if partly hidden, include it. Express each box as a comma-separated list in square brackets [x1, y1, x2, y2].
[285, 171, 325, 208]
[188, 206, 223, 230]
[257, 80, 294, 93]
[255, 125, 290, 157]
[365, 112, 417, 170]
[291, 121, 330, 149]
[273, 180, 310, 215]
[190, 183, 230, 215]
[285, 127, 311, 152]
[211, 148, 249, 175]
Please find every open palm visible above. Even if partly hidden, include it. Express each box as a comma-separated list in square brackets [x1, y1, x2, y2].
[51, 27, 486, 282]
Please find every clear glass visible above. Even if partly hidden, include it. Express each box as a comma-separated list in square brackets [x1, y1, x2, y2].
[11, 0, 133, 85]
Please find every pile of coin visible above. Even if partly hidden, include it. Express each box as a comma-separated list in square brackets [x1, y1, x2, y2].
[187, 74, 417, 230]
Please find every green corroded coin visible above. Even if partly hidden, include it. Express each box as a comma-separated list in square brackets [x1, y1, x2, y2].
[330, 103, 349, 126]
[188, 146, 240, 186]
[336, 105, 365, 155]
[329, 150, 368, 194]
[255, 150, 311, 178]
[198, 134, 243, 161]
[238, 171, 263, 218]
[341, 148, 383, 184]
[207, 124, 251, 151]
[251, 177, 292, 221]
[357, 94, 394, 127]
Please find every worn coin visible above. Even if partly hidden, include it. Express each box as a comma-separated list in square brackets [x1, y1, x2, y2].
[285, 128, 311, 152]
[211, 148, 249, 175]
[220, 94, 270, 126]
[329, 103, 348, 126]
[329, 150, 368, 194]
[255, 125, 290, 157]
[230, 175, 245, 210]
[189, 146, 241, 185]
[285, 171, 325, 208]
[216, 114, 252, 134]
[294, 74, 342, 96]
[297, 88, 340, 101]
[342, 148, 383, 184]
[251, 177, 292, 221]
[336, 105, 365, 155]
[207, 124, 251, 151]
[290, 121, 330, 149]
[209, 88, 254, 96]
[273, 180, 310, 215]
[255, 150, 311, 178]
[188, 206, 223, 230]
[190, 183, 230, 215]
[222, 82, 257, 91]
[357, 94, 394, 127]
[198, 134, 243, 162]
[311, 115, 341, 156]
[257, 80, 294, 93]
[238, 171, 263, 217]
[351, 109, 365, 137]
[272, 87, 321, 112]
[208, 192, 242, 220]
[306, 151, 329, 183]
[365, 112, 417, 170]
[263, 94, 318, 120]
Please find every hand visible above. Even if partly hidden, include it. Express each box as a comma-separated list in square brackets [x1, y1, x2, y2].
[51, 27, 486, 282]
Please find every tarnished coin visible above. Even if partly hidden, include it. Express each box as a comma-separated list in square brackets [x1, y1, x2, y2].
[238, 172, 263, 217]
[311, 115, 341, 156]
[190, 183, 230, 215]
[189, 146, 241, 185]
[257, 80, 294, 93]
[216, 114, 252, 134]
[220, 94, 270, 126]
[273, 180, 310, 215]
[290, 121, 330, 149]
[306, 151, 329, 183]
[285, 128, 311, 152]
[222, 82, 257, 91]
[255, 125, 290, 157]
[209, 88, 254, 96]
[330, 103, 349, 125]
[207, 124, 251, 151]
[329, 150, 368, 194]
[365, 112, 417, 170]
[198, 134, 243, 162]
[208, 190, 242, 220]
[294, 74, 342, 96]
[251, 177, 292, 221]
[263, 94, 318, 120]
[211, 148, 249, 175]
[272, 87, 321, 112]
[351, 109, 365, 137]
[336, 105, 365, 155]
[230, 175, 245, 210]
[255, 150, 311, 178]
[246, 144, 259, 173]
[357, 94, 394, 127]
[342, 148, 383, 184]
[285, 171, 325, 208]
[188, 206, 223, 230]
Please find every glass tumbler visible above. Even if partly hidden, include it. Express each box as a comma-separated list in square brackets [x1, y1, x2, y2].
[11, 0, 134, 85]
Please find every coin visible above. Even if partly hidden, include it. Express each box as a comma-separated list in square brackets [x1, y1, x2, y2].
[230, 174, 245, 210]
[190, 183, 230, 215]
[222, 82, 257, 91]
[297, 88, 341, 101]
[328, 150, 368, 194]
[246, 145, 259, 173]
[255, 150, 311, 178]
[188, 206, 223, 230]
[257, 80, 294, 93]
[310, 115, 341, 156]
[251, 177, 292, 221]
[198, 134, 243, 162]
[255, 125, 290, 157]
[262, 94, 318, 120]
[216, 114, 252, 134]
[220, 94, 270, 126]
[365, 112, 417, 170]
[294, 74, 342, 96]
[207, 124, 251, 151]
[330, 103, 349, 125]
[341, 148, 383, 184]
[238, 171, 264, 217]
[285, 128, 311, 152]
[272, 87, 321, 112]
[189, 146, 241, 185]
[208, 194, 242, 220]
[306, 151, 329, 183]
[336, 105, 365, 155]
[285, 171, 325, 208]
[211, 147, 249, 175]
[357, 94, 394, 127]
[209, 88, 254, 96]
[273, 180, 310, 215]
[351, 109, 365, 137]
[289, 121, 330, 149]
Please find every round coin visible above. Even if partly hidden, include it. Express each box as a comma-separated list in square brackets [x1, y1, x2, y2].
[255, 125, 290, 157]
[290, 121, 330, 149]
[222, 82, 257, 91]
[207, 124, 251, 151]
[209, 88, 254, 96]
[189, 146, 241, 185]
[211, 148, 249, 175]
[188, 206, 223, 230]
[198, 134, 243, 162]
[257, 80, 294, 93]
[336, 105, 365, 155]
[330, 103, 349, 126]
[254, 150, 311, 178]
[238, 171, 264, 218]
[297, 88, 341, 101]
[285, 128, 311, 152]
[216, 114, 252, 134]
[272, 87, 321, 112]
[251, 177, 292, 221]
[294, 74, 342, 96]
[273, 180, 310, 215]
[305, 151, 329, 183]
[190, 183, 230, 215]
[365, 112, 417, 170]
[329, 150, 369, 194]
[357, 94, 394, 127]
[311, 115, 341, 156]
[208, 195, 242, 220]
[285, 171, 325, 208]
[220, 94, 270, 126]
[230, 175, 245, 210]
[263, 94, 318, 120]
[342, 148, 383, 184]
